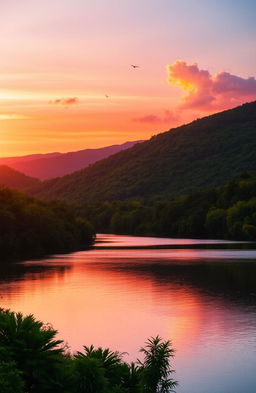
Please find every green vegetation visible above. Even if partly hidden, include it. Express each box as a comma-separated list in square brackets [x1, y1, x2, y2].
[30, 101, 256, 203]
[0, 165, 40, 191]
[0, 187, 95, 260]
[78, 172, 256, 240]
[0, 309, 177, 393]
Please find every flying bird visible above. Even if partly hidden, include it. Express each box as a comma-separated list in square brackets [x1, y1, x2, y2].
[131, 64, 139, 68]
[105, 95, 110, 98]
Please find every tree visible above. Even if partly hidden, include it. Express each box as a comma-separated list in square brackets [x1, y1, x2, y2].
[75, 346, 125, 389]
[205, 208, 227, 237]
[139, 336, 177, 393]
[0, 362, 25, 393]
[73, 356, 107, 393]
[0, 309, 64, 392]
[120, 362, 143, 393]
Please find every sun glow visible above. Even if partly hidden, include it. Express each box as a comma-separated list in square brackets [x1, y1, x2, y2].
[167, 76, 196, 92]
[0, 114, 31, 120]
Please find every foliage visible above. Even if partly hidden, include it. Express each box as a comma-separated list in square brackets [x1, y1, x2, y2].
[0, 309, 64, 392]
[0, 309, 177, 393]
[0, 187, 95, 259]
[77, 172, 256, 241]
[76, 345, 124, 388]
[139, 336, 177, 393]
[0, 362, 25, 393]
[73, 357, 108, 393]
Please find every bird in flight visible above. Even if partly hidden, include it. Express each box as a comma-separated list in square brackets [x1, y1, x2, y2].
[105, 95, 110, 98]
[131, 64, 139, 68]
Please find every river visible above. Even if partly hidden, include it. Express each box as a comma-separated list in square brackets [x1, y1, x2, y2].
[1, 234, 256, 393]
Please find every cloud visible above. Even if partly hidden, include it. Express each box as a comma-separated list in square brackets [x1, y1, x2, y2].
[167, 61, 256, 111]
[50, 97, 79, 106]
[133, 110, 178, 124]
[133, 115, 161, 124]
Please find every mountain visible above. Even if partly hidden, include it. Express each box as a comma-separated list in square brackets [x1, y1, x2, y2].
[0, 152, 61, 166]
[0, 166, 40, 190]
[1, 141, 143, 180]
[29, 101, 256, 203]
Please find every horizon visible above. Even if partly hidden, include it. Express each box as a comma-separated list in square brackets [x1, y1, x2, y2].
[1, 0, 256, 156]
[0, 138, 144, 159]
[0, 99, 255, 159]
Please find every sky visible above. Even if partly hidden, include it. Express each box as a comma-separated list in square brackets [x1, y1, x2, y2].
[0, 0, 256, 156]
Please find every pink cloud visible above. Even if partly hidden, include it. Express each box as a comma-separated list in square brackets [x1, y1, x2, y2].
[50, 97, 79, 106]
[167, 61, 256, 111]
[133, 110, 178, 124]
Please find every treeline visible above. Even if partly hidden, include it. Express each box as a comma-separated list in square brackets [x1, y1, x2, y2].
[0, 187, 95, 260]
[0, 309, 177, 393]
[78, 172, 256, 240]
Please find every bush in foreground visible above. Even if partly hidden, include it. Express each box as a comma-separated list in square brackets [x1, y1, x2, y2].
[0, 309, 177, 393]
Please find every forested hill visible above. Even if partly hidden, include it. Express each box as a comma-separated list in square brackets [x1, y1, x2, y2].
[30, 101, 256, 203]
[0, 187, 94, 259]
[0, 165, 40, 190]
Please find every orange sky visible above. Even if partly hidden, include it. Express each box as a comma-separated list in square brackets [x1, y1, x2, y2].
[0, 0, 255, 157]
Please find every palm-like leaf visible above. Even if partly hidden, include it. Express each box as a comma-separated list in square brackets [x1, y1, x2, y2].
[76, 345, 124, 369]
[139, 336, 177, 393]
[120, 362, 143, 393]
[76, 345, 126, 388]
[0, 309, 63, 391]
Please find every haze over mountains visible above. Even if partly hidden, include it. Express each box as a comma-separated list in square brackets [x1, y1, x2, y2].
[28, 101, 256, 203]
[0, 141, 142, 180]
[0, 165, 40, 190]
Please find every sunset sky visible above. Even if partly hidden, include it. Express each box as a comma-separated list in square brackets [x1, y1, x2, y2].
[0, 0, 256, 156]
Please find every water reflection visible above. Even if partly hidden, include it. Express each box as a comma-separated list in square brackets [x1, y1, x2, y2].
[0, 234, 255, 393]
[96, 233, 249, 247]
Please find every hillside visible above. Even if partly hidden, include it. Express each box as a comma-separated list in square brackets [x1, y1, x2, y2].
[1, 141, 142, 180]
[30, 101, 256, 203]
[0, 166, 40, 190]
[0, 152, 61, 166]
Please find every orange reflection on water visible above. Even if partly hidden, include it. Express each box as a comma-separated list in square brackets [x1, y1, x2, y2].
[1, 234, 256, 393]
[0, 255, 205, 356]
[0, 248, 246, 360]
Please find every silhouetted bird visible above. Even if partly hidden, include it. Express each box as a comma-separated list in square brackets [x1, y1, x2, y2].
[105, 95, 110, 98]
[131, 65, 139, 68]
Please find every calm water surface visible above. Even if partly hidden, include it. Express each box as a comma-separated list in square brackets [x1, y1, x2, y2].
[1, 234, 256, 393]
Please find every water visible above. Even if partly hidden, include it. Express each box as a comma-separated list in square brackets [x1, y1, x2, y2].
[1, 234, 256, 393]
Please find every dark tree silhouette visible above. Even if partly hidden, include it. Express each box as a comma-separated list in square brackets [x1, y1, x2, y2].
[0, 309, 63, 392]
[139, 336, 177, 393]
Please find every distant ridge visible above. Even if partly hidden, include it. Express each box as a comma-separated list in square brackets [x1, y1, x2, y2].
[0, 165, 40, 190]
[0, 152, 61, 166]
[30, 101, 256, 203]
[0, 141, 143, 180]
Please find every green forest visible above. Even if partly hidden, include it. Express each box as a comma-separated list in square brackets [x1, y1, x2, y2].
[78, 172, 256, 241]
[0, 309, 177, 393]
[1, 170, 256, 263]
[0, 187, 95, 260]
